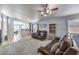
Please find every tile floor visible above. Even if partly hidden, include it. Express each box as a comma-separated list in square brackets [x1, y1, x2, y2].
[0, 36, 51, 55]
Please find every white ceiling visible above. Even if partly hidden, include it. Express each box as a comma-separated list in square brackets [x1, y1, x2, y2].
[0, 4, 79, 22]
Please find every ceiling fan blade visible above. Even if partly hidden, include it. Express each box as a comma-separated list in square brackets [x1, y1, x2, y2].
[51, 7, 58, 11]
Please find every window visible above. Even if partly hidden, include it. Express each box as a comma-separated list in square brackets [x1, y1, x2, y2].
[68, 19, 79, 33]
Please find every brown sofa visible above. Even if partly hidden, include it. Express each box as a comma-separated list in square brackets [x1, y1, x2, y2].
[37, 34, 79, 55]
[32, 30, 47, 41]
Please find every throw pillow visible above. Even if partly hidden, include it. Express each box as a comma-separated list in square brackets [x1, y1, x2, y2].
[50, 42, 60, 53]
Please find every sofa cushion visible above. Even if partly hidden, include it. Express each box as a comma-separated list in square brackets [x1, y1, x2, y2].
[36, 31, 41, 36]
[63, 47, 79, 55]
[54, 40, 71, 55]
[55, 48, 64, 55]
[38, 47, 50, 55]
[60, 40, 71, 51]
[50, 42, 60, 53]
[40, 32, 44, 36]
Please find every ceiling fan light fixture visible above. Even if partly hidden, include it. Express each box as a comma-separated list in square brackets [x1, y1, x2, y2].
[44, 14, 47, 16]
[49, 11, 52, 15]
[41, 11, 44, 15]
[39, 4, 58, 16]
[46, 9, 50, 13]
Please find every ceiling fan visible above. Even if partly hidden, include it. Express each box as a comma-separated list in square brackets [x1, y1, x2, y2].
[38, 4, 58, 16]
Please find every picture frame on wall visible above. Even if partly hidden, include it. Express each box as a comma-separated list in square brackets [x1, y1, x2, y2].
[40, 24, 47, 28]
